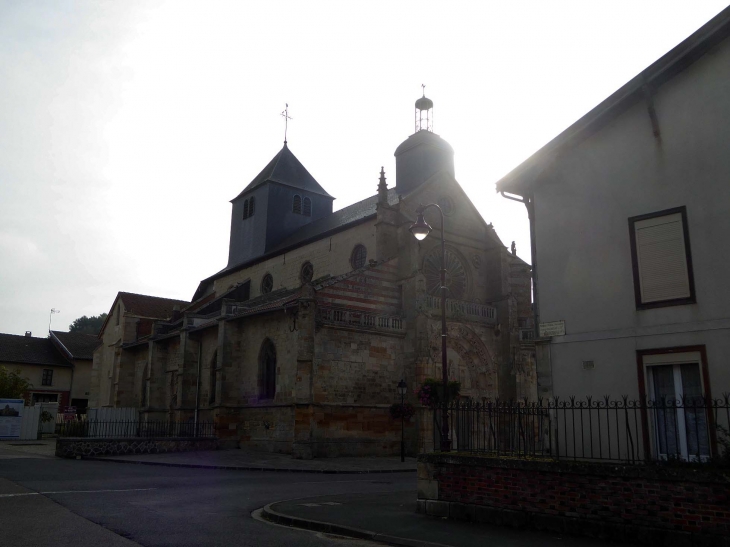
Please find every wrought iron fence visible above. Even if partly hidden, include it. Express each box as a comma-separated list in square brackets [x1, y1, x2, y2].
[426, 395, 730, 464]
[56, 420, 216, 439]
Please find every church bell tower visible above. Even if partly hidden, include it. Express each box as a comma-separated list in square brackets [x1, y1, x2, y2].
[395, 89, 455, 195]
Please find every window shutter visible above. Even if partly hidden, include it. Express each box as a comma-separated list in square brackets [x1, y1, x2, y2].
[634, 213, 690, 303]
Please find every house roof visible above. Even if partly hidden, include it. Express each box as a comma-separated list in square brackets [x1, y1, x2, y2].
[232, 143, 334, 201]
[119, 292, 189, 319]
[50, 331, 101, 360]
[0, 333, 70, 367]
[496, 5, 730, 195]
[99, 292, 190, 337]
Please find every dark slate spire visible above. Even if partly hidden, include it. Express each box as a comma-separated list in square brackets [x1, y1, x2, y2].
[232, 143, 333, 202]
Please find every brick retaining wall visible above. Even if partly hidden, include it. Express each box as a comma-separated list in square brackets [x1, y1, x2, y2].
[418, 453, 730, 546]
[56, 437, 219, 458]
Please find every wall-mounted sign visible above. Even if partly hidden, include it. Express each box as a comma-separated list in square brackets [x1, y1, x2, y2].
[539, 320, 566, 337]
[0, 399, 24, 439]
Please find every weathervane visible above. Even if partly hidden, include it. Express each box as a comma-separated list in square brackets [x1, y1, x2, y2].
[281, 103, 292, 144]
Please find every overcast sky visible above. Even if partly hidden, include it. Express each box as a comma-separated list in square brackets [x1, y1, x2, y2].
[0, 1, 727, 337]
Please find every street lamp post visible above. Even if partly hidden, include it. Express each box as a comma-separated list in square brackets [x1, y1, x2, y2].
[397, 379, 407, 462]
[409, 204, 451, 452]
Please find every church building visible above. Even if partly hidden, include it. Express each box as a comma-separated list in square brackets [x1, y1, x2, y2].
[90, 95, 536, 458]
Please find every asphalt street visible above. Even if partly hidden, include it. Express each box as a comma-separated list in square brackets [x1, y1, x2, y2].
[0, 455, 413, 547]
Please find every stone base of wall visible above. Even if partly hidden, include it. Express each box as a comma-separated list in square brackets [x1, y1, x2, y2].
[418, 453, 730, 547]
[56, 437, 219, 458]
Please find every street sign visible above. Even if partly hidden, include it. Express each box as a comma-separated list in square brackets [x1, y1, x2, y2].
[539, 320, 566, 337]
[0, 399, 24, 439]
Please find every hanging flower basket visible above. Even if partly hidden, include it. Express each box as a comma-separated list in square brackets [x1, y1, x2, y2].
[389, 402, 415, 420]
[417, 378, 461, 408]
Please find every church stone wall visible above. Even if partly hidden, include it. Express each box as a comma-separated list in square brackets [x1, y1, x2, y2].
[313, 328, 404, 405]
[213, 221, 376, 299]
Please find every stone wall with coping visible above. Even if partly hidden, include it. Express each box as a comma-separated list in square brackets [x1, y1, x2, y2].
[56, 436, 218, 458]
[418, 453, 730, 546]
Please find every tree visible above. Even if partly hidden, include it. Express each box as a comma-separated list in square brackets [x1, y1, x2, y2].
[68, 313, 108, 335]
[0, 366, 32, 398]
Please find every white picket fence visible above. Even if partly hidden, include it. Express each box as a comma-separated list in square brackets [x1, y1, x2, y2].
[19, 405, 42, 440]
[86, 408, 139, 437]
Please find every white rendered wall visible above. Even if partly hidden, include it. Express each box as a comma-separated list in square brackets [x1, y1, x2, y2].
[532, 36, 730, 398]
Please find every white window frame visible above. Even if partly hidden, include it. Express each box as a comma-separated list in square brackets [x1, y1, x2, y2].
[643, 351, 710, 462]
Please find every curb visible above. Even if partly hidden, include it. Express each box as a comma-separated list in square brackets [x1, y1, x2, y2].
[261, 501, 449, 547]
[85, 456, 417, 475]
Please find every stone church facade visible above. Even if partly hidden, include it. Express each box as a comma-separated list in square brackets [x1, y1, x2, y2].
[91, 96, 536, 458]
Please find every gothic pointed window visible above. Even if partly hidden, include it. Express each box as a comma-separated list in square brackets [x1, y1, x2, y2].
[293, 194, 302, 214]
[261, 273, 273, 294]
[303, 197, 312, 217]
[259, 339, 276, 399]
[423, 247, 467, 300]
[350, 244, 367, 270]
[243, 199, 249, 219]
[249, 196, 255, 216]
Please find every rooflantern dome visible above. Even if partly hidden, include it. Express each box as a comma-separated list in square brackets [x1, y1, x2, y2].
[415, 86, 433, 133]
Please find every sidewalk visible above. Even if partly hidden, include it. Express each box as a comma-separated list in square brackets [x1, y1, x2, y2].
[0, 439, 55, 459]
[93, 448, 417, 473]
[263, 491, 624, 547]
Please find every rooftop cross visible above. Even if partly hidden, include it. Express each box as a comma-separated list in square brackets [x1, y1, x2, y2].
[281, 103, 292, 144]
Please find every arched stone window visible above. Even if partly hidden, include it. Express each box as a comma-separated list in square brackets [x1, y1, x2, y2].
[350, 244, 367, 270]
[300, 261, 314, 283]
[293, 194, 302, 214]
[259, 339, 276, 399]
[303, 197, 312, 217]
[243, 199, 249, 219]
[249, 196, 255, 216]
[261, 273, 273, 294]
[209, 349, 218, 405]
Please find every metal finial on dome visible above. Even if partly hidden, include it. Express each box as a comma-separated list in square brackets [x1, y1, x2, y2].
[415, 84, 433, 133]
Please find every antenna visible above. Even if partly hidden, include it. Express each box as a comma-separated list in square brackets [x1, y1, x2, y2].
[49, 308, 60, 333]
[280, 103, 292, 144]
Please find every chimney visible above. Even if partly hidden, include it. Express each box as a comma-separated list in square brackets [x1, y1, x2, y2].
[25, 331, 32, 337]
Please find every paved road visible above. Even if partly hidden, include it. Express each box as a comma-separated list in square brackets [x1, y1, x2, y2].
[0, 454, 413, 547]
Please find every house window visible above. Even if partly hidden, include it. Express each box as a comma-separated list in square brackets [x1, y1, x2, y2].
[629, 207, 695, 309]
[243, 199, 249, 219]
[350, 244, 367, 270]
[293, 195, 302, 214]
[259, 339, 276, 399]
[641, 350, 710, 461]
[300, 261, 314, 283]
[261, 273, 273, 294]
[303, 197, 312, 217]
[42, 369, 53, 386]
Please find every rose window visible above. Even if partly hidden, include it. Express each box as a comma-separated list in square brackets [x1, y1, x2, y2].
[423, 248, 467, 300]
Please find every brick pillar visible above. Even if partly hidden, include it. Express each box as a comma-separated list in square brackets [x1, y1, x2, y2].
[375, 200, 400, 261]
[176, 330, 200, 415]
[146, 340, 168, 418]
[292, 285, 316, 459]
[114, 349, 136, 407]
